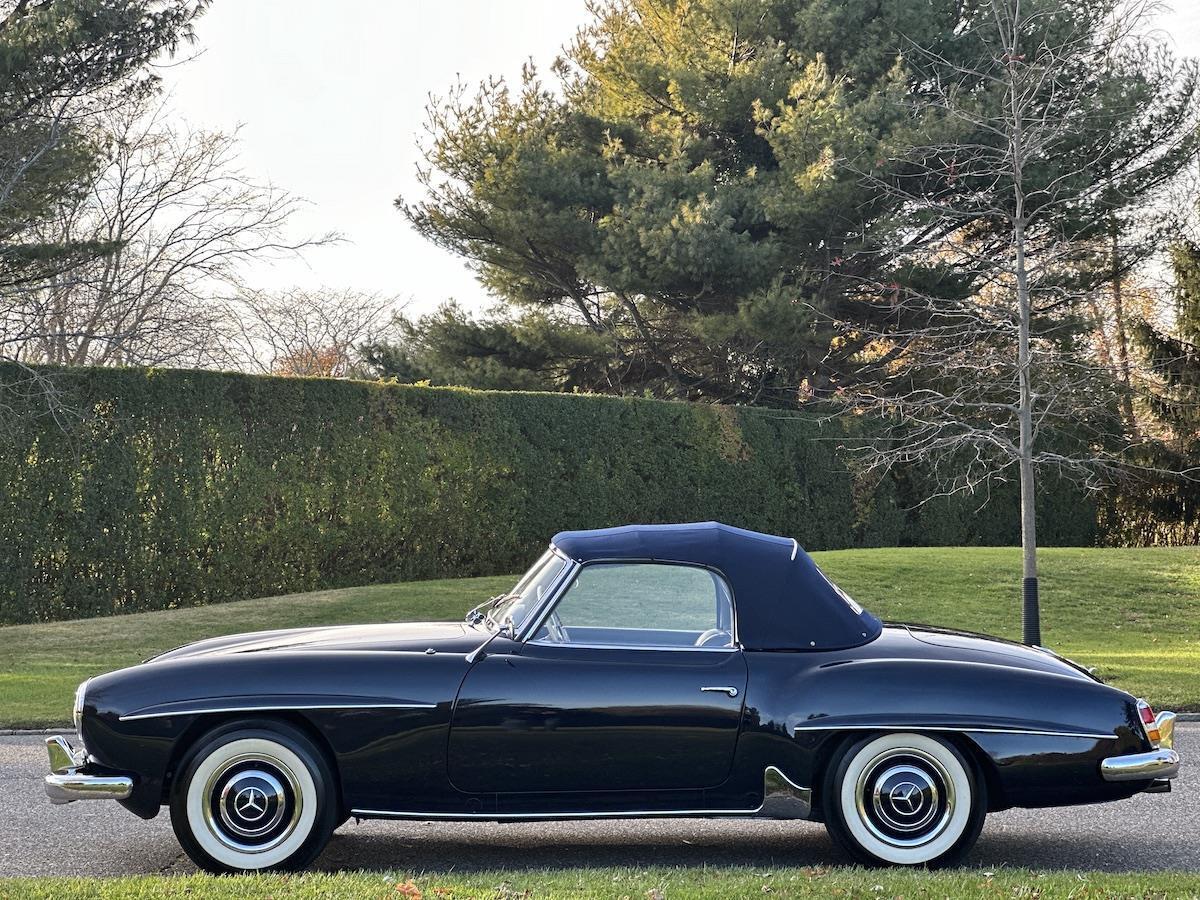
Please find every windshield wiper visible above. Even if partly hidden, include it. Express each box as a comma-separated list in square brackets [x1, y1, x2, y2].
[465, 593, 515, 627]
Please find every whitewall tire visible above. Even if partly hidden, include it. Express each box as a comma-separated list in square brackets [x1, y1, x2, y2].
[823, 732, 986, 867]
[169, 720, 338, 873]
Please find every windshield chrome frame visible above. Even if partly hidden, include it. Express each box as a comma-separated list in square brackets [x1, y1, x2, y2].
[503, 545, 578, 640]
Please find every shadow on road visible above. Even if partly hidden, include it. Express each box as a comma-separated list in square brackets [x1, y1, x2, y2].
[308, 813, 1190, 875]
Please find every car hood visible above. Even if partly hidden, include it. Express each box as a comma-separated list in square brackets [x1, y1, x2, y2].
[885, 623, 1099, 681]
[150, 621, 482, 662]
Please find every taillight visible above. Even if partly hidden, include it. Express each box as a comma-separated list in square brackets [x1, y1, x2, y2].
[1137, 699, 1162, 747]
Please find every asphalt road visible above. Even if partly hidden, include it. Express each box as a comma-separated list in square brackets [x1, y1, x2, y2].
[1, 727, 1194, 877]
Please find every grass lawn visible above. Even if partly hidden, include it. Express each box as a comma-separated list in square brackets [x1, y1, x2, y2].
[1, 546, 1197, 729]
[1, 867, 1198, 899]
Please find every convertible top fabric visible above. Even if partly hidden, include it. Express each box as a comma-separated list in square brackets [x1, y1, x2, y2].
[550, 522, 883, 651]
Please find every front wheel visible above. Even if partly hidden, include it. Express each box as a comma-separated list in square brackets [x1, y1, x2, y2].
[169, 720, 338, 873]
[822, 732, 986, 867]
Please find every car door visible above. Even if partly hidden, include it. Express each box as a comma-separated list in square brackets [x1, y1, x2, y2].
[448, 561, 748, 794]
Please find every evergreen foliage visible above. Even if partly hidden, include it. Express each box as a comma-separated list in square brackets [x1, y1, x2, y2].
[0, 363, 1098, 624]
[393, 0, 978, 403]
[1123, 241, 1200, 543]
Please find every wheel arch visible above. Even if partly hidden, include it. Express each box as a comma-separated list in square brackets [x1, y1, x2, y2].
[161, 711, 344, 814]
[819, 728, 990, 867]
[809, 729, 1005, 820]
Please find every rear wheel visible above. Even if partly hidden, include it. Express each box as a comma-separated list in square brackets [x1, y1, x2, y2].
[169, 720, 338, 873]
[822, 732, 986, 867]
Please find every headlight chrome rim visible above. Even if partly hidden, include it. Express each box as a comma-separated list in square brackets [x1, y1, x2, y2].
[73, 678, 90, 735]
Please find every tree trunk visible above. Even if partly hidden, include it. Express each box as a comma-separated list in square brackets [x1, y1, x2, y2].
[1110, 222, 1140, 441]
[1016, 214, 1041, 646]
[1006, 12, 1041, 646]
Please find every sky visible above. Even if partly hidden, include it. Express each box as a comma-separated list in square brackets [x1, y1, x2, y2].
[162, 0, 1200, 318]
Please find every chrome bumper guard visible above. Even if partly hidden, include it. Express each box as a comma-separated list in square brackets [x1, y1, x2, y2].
[1100, 711, 1181, 784]
[44, 736, 132, 804]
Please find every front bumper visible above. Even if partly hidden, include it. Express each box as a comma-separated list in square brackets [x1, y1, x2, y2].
[1100, 711, 1181, 784]
[44, 736, 133, 804]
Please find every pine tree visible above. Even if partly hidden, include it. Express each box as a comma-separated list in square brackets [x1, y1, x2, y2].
[1128, 241, 1200, 542]
[397, 0, 979, 403]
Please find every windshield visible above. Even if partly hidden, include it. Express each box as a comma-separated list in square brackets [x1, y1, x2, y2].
[484, 549, 568, 633]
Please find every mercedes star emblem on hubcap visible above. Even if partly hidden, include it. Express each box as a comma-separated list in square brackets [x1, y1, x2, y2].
[888, 781, 922, 814]
[234, 785, 267, 821]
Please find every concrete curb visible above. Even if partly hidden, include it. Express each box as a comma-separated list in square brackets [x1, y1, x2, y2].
[4, 713, 1200, 736]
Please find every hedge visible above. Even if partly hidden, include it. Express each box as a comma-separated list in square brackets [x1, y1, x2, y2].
[0, 365, 1099, 624]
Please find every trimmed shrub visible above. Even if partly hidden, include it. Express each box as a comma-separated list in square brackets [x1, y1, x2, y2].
[0, 365, 1098, 623]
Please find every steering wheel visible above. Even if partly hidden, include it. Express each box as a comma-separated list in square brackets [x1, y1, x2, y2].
[544, 611, 567, 643]
[694, 628, 731, 648]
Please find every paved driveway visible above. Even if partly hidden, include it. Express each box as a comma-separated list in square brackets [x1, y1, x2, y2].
[1, 727, 1193, 877]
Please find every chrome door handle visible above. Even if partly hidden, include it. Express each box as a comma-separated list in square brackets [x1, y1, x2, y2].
[701, 686, 739, 698]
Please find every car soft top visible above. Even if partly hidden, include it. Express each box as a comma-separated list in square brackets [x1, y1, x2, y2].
[550, 521, 882, 651]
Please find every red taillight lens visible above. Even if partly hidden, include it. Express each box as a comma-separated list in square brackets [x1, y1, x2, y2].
[1137, 699, 1161, 746]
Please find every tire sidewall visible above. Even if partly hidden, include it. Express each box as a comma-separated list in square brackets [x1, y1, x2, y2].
[169, 719, 338, 873]
[823, 732, 986, 868]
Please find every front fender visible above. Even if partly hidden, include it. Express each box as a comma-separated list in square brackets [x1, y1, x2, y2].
[80, 650, 468, 818]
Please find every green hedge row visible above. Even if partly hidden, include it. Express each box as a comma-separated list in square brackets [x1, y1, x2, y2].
[0, 365, 1099, 624]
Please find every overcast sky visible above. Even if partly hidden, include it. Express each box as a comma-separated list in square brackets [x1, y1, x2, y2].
[162, 0, 1200, 318]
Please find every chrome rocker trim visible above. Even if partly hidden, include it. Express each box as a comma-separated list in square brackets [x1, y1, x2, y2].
[352, 765, 811, 821]
[1100, 748, 1181, 782]
[44, 736, 133, 804]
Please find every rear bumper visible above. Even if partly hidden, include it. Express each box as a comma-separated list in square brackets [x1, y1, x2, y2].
[1100, 748, 1180, 782]
[1102, 708, 1181, 784]
[43, 736, 133, 804]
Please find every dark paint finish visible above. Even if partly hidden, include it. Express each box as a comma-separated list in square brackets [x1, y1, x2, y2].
[65, 525, 1161, 827]
[448, 640, 748, 793]
[76, 619, 1153, 823]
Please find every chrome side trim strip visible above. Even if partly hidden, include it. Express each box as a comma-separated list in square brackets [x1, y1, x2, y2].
[790, 539, 799, 561]
[119, 702, 437, 722]
[1101, 748, 1181, 782]
[527, 640, 738, 653]
[353, 766, 811, 822]
[791, 723, 1115, 740]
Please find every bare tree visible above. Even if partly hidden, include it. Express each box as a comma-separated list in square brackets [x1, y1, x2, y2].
[0, 96, 335, 369]
[0, 0, 209, 431]
[224, 288, 399, 377]
[827, 0, 1200, 643]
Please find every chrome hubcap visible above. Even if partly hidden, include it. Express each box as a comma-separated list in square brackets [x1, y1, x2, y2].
[202, 753, 303, 853]
[855, 747, 954, 847]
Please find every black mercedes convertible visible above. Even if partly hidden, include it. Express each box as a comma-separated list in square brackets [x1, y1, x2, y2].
[45, 522, 1180, 872]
